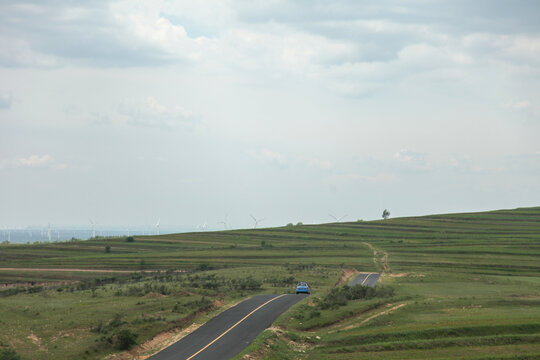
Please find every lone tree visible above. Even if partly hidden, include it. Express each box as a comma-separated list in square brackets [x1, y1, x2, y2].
[382, 209, 390, 220]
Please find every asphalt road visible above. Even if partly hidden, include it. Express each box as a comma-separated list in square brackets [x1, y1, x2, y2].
[149, 293, 308, 360]
[351, 273, 380, 287]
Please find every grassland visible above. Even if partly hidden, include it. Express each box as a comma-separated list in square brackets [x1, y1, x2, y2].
[1, 206, 539, 359]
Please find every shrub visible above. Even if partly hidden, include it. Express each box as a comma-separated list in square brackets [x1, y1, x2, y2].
[115, 329, 137, 350]
[198, 263, 210, 271]
[0, 347, 20, 360]
[105, 245, 111, 253]
[125, 236, 135, 242]
[318, 284, 394, 310]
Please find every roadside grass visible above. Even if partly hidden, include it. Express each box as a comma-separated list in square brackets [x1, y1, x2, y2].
[0, 206, 539, 359]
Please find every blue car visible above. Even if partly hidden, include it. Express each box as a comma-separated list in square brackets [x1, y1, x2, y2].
[296, 282, 310, 294]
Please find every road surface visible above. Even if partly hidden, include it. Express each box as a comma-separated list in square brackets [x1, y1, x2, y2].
[351, 272, 380, 287]
[149, 293, 308, 360]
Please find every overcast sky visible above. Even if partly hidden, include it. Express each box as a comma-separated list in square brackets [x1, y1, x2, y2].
[1, 0, 539, 230]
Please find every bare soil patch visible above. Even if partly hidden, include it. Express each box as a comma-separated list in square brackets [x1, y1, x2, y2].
[335, 269, 359, 286]
[27, 333, 46, 351]
[143, 292, 167, 298]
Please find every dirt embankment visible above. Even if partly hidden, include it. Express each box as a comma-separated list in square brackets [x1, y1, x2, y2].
[241, 326, 314, 360]
[335, 269, 360, 286]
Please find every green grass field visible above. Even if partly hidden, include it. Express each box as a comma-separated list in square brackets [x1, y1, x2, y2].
[1, 207, 539, 359]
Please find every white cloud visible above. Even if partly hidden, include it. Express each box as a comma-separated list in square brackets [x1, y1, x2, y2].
[0, 155, 67, 170]
[462, 33, 540, 65]
[304, 157, 333, 171]
[0, 90, 13, 109]
[14, 154, 53, 167]
[119, 96, 196, 129]
[248, 149, 287, 168]
[392, 150, 433, 172]
[504, 100, 531, 110]
[328, 173, 397, 184]
[110, 2, 216, 63]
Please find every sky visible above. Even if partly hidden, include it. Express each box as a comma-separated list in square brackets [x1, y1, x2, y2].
[1, 0, 539, 230]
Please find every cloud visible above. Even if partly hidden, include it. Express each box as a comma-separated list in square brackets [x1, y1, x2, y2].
[118, 96, 196, 129]
[0, 155, 67, 170]
[2, 0, 540, 103]
[63, 96, 198, 130]
[0, 1, 214, 67]
[0, 91, 13, 109]
[14, 154, 53, 167]
[248, 149, 287, 168]
[298, 156, 333, 170]
[504, 100, 531, 110]
[328, 173, 397, 184]
[393, 149, 431, 171]
[503, 99, 540, 119]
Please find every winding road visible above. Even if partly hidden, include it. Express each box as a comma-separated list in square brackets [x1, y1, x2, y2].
[149, 293, 308, 360]
[351, 272, 380, 287]
[149, 273, 379, 360]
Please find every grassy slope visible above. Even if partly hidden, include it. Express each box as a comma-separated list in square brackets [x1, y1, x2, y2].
[0, 207, 539, 359]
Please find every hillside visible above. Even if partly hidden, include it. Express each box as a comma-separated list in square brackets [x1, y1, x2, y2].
[1, 207, 539, 359]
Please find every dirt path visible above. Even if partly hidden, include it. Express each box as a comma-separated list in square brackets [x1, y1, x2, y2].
[338, 303, 407, 331]
[359, 303, 406, 325]
[362, 242, 391, 273]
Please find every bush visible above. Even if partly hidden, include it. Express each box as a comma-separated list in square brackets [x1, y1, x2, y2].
[318, 285, 394, 310]
[105, 245, 111, 253]
[125, 236, 135, 242]
[232, 277, 262, 291]
[0, 347, 20, 360]
[198, 263, 210, 271]
[115, 329, 137, 350]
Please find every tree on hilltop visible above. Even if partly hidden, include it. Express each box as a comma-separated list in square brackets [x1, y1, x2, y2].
[382, 209, 390, 220]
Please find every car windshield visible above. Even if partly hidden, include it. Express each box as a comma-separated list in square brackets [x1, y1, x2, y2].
[297, 282, 307, 286]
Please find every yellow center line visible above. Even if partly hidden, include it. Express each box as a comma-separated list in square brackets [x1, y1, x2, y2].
[361, 273, 372, 286]
[185, 294, 287, 360]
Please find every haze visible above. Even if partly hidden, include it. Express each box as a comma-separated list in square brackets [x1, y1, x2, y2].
[1, 0, 539, 230]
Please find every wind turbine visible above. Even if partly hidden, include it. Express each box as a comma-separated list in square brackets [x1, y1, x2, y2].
[329, 214, 347, 222]
[250, 214, 265, 229]
[89, 219, 96, 238]
[155, 218, 160, 235]
[47, 223, 52, 241]
[196, 222, 207, 231]
[217, 214, 229, 230]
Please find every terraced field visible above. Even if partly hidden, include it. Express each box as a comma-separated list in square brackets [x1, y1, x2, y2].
[0, 207, 539, 359]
